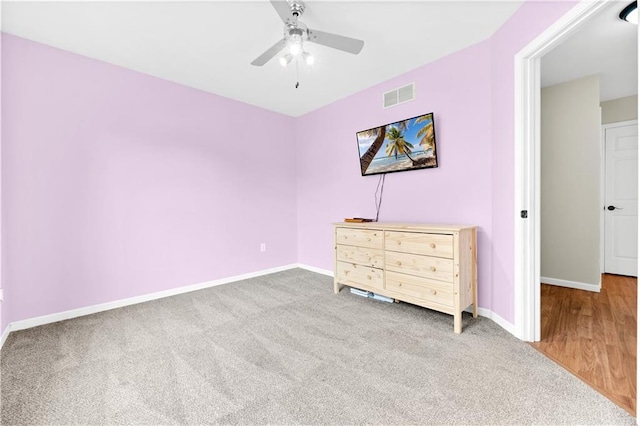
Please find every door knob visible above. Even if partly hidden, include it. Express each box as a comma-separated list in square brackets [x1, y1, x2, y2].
[607, 205, 623, 211]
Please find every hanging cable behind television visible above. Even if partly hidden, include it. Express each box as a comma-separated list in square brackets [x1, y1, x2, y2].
[374, 174, 386, 222]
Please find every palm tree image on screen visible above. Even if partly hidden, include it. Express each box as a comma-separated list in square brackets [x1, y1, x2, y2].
[356, 112, 437, 176]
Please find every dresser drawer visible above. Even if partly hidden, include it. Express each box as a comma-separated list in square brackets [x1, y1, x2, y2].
[385, 271, 453, 307]
[385, 231, 453, 259]
[336, 261, 384, 291]
[385, 251, 454, 282]
[336, 227, 383, 249]
[336, 245, 384, 268]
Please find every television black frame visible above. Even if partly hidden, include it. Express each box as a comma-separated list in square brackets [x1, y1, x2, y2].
[355, 112, 438, 177]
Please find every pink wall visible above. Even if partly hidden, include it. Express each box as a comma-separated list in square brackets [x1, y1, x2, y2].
[2, 34, 297, 325]
[0, 32, 4, 336]
[489, 0, 578, 322]
[296, 0, 579, 323]
[1, 0, 580, 334]
[296, 41, 495, 309]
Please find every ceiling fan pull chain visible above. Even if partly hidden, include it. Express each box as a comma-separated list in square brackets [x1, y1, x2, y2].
[295, 58, 300, 88]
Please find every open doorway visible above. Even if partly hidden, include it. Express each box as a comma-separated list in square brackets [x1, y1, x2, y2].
[527, 0, 637, 416]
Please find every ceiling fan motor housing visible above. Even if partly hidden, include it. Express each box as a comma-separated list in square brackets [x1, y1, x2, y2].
[286, 26, 306, 41]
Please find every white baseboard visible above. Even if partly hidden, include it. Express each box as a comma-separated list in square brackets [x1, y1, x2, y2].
[1, 263, 521, 347]
[484, 309, 516, 337]
[464, 306, 516, 336]
[297, 263, 333, 277]
[541, 276, 600, 293]
[8, 264, 299, 333]
[0, 325, 10, 351]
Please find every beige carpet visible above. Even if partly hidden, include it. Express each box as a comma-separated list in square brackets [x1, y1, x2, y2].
[0, 268, 635, 424]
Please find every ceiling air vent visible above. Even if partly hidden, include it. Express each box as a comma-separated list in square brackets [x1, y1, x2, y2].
[383, 82, 415, 109]
[383, 90, 398, 109]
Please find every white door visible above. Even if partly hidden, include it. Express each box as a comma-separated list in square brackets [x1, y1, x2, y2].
[604, 123, 638, 277]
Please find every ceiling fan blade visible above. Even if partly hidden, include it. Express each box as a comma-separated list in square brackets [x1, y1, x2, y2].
[270, 0, 293, 25]
[307, 29, 364, 55]
[251, 38, 288, 66]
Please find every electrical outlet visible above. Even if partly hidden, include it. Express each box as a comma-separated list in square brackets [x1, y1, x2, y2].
[0, 289, 4, 302]
[260, 243, 266, 252]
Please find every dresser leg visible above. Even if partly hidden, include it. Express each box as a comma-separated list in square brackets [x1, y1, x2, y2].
[454, 313, 462, 334]
[333, 279, 340, 294]
[471, 228, 478, 319]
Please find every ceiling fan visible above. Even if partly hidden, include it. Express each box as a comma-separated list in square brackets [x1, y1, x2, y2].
[251, 0, 365, 67]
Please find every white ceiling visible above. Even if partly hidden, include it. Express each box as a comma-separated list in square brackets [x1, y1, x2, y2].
[2, 1, 525, 117]
[541, 0, 638, 101]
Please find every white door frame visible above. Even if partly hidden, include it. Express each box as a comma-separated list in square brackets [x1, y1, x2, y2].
[513, 0, 612, 342]
[600, 120, 639, 273]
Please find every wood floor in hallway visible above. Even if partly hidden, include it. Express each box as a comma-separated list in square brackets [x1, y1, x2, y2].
[531, 274, 637, 416]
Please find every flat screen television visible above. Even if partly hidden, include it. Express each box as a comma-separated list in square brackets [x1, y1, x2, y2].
[356, 112, 437, 176]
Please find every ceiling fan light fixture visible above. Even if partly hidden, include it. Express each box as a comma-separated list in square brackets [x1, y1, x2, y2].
[279, 53, 293, 67]
[303, 51, 315, 65]
[289, 35, 303, 56]
[290, 43, 302, 56]
[620, 1, 638, 24]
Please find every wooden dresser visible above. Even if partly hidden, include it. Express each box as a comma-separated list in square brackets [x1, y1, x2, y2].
[333, 222, 478, 333]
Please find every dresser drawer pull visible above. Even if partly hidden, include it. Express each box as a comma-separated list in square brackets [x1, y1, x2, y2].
[344, 270, 350, 275]
[431, 289, 437, 295]
[430, 243, 436, 249]
[367, 275, 372, 280]
[430, 266, 437, 271]
[398, 282, 403, 287]
[397, 241, 402, 245]
[396, 261, 402, 266]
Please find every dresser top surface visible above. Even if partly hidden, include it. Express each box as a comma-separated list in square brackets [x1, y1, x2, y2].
[333, 222, 476, 232]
